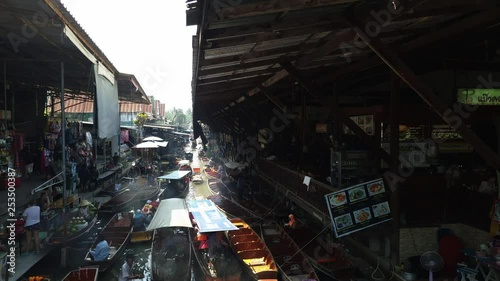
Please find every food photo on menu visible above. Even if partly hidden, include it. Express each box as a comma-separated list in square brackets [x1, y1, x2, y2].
[367, 180, 385, 196]
[353, 207, 372, 224]
[334, 213, 354, 230]
[329, 192, 347, 207]
[348, 187, 367, 202]
[372, 201, 391, 218]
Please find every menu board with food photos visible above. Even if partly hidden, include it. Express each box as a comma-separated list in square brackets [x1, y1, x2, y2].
[325, 178, 392, 238]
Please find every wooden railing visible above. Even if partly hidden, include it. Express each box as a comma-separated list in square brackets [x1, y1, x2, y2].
[256, 158, 337, 221]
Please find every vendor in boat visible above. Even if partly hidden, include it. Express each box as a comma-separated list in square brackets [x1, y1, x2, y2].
[79, 200, 96, 222]
[133, 209, 146, 231]
[119, 253, 144, 281]
[150, 198, 159, 210]
[89, 234, 110, 261]
[284, 214, 297, 229]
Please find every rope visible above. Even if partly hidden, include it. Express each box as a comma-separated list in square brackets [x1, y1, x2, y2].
[371, 257, 386, 281]
[280, 222, 332, 267]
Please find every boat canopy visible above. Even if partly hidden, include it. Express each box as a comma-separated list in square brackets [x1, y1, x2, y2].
[224, 162, 247, 170]
[146, 198, 193, 231]
[157, 170, 191, 180]
[187, 199, 238, 233]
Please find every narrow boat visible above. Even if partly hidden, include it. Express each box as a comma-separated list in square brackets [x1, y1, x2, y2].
[148, 198, 194, 281]
[133, 184, 161, 201]
[204, 167, 219, 179]
[46, 205, 99, 246]
[192, 231, 243, 281]
[260, 222, 319, 280]
[285, 225, 355, 280]
[62, 266, 99, 281]
[227, 218, 278, 281]
[99, 189, 136, 213]
[157, 170, 191, 199]
[84, 212, 134, 272]
[188, 199, 243, 281]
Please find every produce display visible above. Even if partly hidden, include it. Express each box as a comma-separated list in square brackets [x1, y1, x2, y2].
[67, 216, 88, 234]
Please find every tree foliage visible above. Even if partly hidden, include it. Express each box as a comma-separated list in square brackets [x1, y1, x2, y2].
[133, 112, 148, 127]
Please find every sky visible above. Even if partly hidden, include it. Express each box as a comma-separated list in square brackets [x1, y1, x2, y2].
[61, 0, 197, 111]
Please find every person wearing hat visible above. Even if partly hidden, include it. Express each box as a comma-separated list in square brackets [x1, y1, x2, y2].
[119, 253, 144, 281]
[79, 200, 96, 222]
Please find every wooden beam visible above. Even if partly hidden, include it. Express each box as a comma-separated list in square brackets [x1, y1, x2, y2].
[389, 73, 400, 264]
[316, 7, 500, 84]
[198, 72, 275, 86]
[205, 24, 336, 49]
[281, 61, 393, 165]
[216, 0, 358, 20]
[349, 20, 500, 170]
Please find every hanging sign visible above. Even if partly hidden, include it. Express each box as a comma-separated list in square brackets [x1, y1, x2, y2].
[325, 178, 392, 238]
[457, 89, 500, 105]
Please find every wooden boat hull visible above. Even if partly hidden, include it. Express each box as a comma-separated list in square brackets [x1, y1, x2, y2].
[133, 185, 161, 202]
[161, 184, 189, 199]
[63, 266, 99, 281]
[227, 218, 278, 281]
[99, 191, 136, 213]
[192, 232, 243, 281]
[84, 212, 133, 272]
[47, 213, 98, 246]
[260, 222, 319, 281]
[151, 227, 192, 281]
[285, 226, 355, 280]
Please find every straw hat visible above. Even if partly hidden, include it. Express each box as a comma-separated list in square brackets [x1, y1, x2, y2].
[80, 200, 91, 207]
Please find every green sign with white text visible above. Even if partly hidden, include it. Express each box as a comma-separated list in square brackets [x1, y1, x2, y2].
[457, 89, 500, 105]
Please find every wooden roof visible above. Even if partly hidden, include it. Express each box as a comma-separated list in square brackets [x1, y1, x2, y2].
[188, 0, 500, 128]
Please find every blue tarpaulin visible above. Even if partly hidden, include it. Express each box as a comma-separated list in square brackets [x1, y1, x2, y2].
[187, 199, 238, 233]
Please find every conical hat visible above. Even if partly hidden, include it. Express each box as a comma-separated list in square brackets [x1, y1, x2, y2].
[80, 200, 91, 207]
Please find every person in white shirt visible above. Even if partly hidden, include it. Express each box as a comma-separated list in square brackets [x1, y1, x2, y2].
[119, 254, 144, 281]
[23, 199, 41, 255]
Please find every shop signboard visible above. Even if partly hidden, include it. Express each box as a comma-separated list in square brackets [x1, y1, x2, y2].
[344, 115, 374, 135]
[325, 178, 392, 238]
[380, 142, 430, 168]
[457, 88, 500, 105]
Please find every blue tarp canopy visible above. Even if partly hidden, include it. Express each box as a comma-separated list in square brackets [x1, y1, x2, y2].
[187, 199, 238, 233]
[158, 170, 191, 180]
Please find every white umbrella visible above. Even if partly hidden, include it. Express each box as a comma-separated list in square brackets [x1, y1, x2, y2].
[133, 142, 161, 149]
[143, 136, 163, 142]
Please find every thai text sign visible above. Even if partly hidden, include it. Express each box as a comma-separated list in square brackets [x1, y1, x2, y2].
[325, 178, 392, 238]
[457, 89, 500, 105]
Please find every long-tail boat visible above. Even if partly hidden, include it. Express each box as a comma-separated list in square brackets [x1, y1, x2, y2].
[260, 222, 319, 280]
[62, 266, 99, 281]
[148, 198, 193, 281]
[227, 218, 278, 281]
[47, 202, 99, 246]
[84, 212, 133, 272]
[99, 189, 136, 213]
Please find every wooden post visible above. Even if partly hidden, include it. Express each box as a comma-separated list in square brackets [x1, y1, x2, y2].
[390, 73, 401, 264]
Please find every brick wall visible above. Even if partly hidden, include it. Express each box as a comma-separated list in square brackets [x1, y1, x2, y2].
[400, 224, 491, 262]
